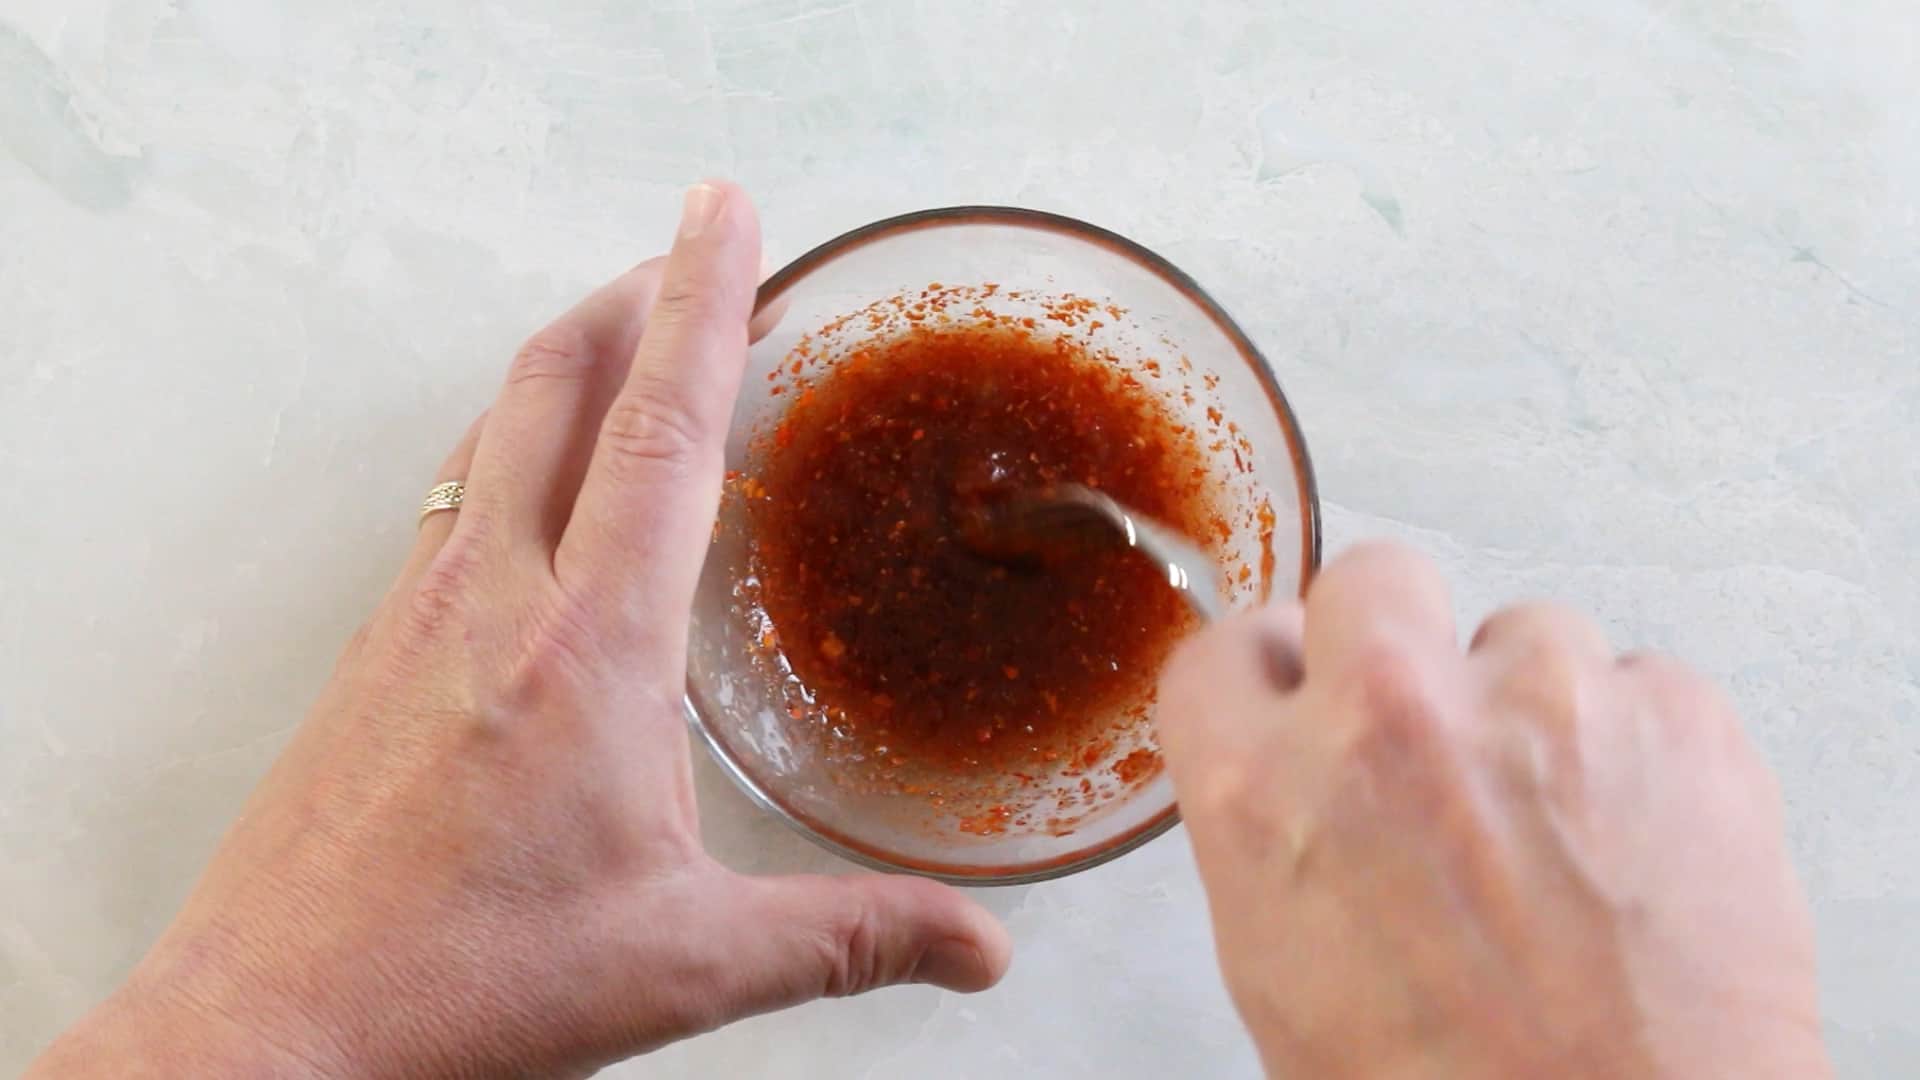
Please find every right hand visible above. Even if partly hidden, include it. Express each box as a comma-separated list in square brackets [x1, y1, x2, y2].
[1157, 542, 1828, 1078]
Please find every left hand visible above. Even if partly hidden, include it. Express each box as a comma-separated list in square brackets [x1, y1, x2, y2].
[27, 181, 1011, 1079]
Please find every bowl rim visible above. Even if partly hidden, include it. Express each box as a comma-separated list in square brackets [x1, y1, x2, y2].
[685, 204, 1324, 886]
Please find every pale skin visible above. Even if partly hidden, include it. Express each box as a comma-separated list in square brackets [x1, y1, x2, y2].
[28, 184, 1828, 1078]
[1158, 548, 1830, 1078]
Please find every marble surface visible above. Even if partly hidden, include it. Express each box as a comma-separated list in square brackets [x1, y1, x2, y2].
[3, 0, 1917, 1075]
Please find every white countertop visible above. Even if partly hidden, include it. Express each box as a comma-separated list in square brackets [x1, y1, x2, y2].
[3, 1, 1916, 1075]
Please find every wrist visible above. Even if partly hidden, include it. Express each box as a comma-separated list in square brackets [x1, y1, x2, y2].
[27, 984, 336, 1079]
[27, 928, 362, 1080]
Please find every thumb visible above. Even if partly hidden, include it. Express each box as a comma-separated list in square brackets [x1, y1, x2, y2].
[714, 872, 1011, 1011]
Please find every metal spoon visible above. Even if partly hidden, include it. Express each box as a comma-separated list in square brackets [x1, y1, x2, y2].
[954, 483, 1225, 623]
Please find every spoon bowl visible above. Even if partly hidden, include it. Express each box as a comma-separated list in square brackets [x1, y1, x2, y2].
[955, 483, 1226, 623]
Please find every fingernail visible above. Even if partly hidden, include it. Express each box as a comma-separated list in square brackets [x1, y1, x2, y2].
[911, 938, 989, 991]
[680, 182, 725, 239]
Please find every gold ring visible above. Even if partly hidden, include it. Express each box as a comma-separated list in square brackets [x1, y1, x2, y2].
[419, 480, 466, 525]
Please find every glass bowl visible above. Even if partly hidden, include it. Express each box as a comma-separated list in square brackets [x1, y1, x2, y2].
[686, 207, 1320, 885]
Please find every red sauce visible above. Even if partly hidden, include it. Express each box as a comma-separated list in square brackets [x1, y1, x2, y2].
[745, 320, 1214, 792]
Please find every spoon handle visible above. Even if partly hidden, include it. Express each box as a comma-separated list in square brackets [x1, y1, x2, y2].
[1061, 485, 1224, 624]
[1126, 514, 1227, 624]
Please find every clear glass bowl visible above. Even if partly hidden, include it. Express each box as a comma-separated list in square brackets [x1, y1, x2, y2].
[686, 207, 1321, 884]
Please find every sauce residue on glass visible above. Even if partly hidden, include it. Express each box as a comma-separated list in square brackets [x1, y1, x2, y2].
[729, 285, 1273, 836]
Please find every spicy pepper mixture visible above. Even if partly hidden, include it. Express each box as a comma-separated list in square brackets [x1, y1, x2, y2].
[734, 286, 1268, 835]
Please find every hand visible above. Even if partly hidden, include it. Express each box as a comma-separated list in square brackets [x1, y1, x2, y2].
[1157, 542, 1828, 1079]
[28, 182, 1010, 1079]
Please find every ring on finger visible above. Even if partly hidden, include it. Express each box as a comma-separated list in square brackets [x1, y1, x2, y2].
[419, 480, 466, 526]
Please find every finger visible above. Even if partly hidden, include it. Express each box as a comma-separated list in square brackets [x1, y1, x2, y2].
[557, 180, 761, 644]
[1158, 604, 1309, 875]
[1157, 602, 1304, 791]
[749, 254, 791, 343]
[1302, 540, 1455, 680]
[704, 872, 1010, 1015]
[399, 410, 486, 587]
[465, 259, 667, 555]
[1469, 601, 1613, 716]
[1471, 601, 1612, 660]
[749, 296, 789, 342]
[1615, 650, 1746, 747]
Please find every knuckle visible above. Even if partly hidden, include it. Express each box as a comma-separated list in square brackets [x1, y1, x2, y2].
[1185, 764, 1244, 824]
[1474, 601, 1606, 660]
[599, 381, 709, 474]
[1472, 602, 1536, 647]
[1189, 760, 1283, 855]
[1348, 634, 1445, 748]
[507, 327, 596, 388]
[1621, 651, 1737, 734]
[817, 902, 885, 998]
[1341, 537, 1425, 567]
[452, 695, 520, 750]
[1618, 650, 1696, 703]
[1223, 793, 1284, 856]
[1484, 649, 1583, 716]
[493, 640, 566, 715]
[1618, 649, 1693, 687]
[1319, 539, 1428, 590]
[518, 614, 599, 687]
[406, 579, 459, 632]
[653, 276, 729, 327]
[403, 542, 483, 639]
[498, 609, 601, 709]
